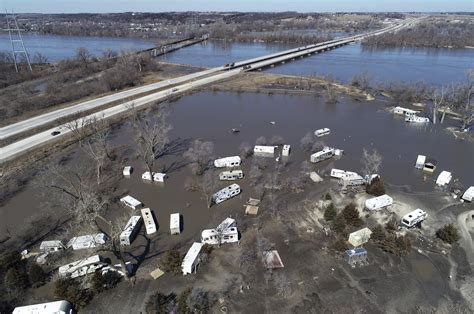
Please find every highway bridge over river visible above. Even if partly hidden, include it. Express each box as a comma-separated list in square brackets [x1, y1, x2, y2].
[0, 17, 421, 163]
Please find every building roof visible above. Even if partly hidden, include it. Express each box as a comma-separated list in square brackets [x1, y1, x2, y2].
[13, 300, 72, 314]
[345, 247, 367, 257]
[182, 242, 203, 269]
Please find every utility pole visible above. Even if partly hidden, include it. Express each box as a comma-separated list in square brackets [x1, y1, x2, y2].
[4, 10, 33, 72]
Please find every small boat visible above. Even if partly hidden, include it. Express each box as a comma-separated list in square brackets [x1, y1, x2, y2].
[315, 128, 331, 137]
[231, 128, 240, 133]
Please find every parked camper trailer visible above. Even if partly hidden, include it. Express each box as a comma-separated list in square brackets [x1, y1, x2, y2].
[254, 145, 276, 155]
[330, 168, 358, 179]
[40, 240, 64, 253]
[310, 147, 336, 163]
[405, 113, 430, 123]
[462, 186, 474, 202]
[219, 170, 244, 181]
[423, 159, 437, 173]
[401, 209, 428, 228]
[141, 208, 157, 235]
[415, 155, 426, 169]
[120, 216, 142, 246]
[365, 194, 393, 211]
[120, 195, 143, 210]
[436, 171, 452, 186]
[315, 128, 331, 137]
[123, 166, 132, 177]
[182, 242, 203, 275]
[58, 255, 107, 279]
[282, 145, 291, 157]
[393, 106, 417, 115]
[201, 217, 239, 245]
[214, 156, 241, 168]
[212, 184, 241, 204]
[13, 300, 72, 314]
[142, 171, 167, 182]
[170, 213, 181, 235]
[339, 173, 365, 187]
[67, 233, 107, 250]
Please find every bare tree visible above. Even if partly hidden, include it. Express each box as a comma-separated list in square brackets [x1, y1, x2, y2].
[432, 88, 445, 125]
[183, 140, 214, 176]
[132, 106, 172, 181]
[32, 52, 48, 64]
[199, 170, 219, 208]
[239, 141, 253, 159]
[360, 148, 383, 177]
[324, 82, 337, 104]
[300, 132, 314, 152]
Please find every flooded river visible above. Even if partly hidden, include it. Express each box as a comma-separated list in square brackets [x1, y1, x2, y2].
[1, 91, 473, 242]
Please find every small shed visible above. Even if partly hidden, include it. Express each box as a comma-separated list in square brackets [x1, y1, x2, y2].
[150, 267, 165, 280]
[348, 227, 372, 247]
[423, 158, 437, 173]
[345, 248, 368, 265]
[40, 240, 64, 253]
[262, 250, 284, 269]
[282, 145, 291, 157]
[244, 198, 260, 215]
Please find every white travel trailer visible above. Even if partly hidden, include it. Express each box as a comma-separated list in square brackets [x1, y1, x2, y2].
[141, 208, 157, 235]
[13, 300, 72, 314]
[254, 145, 276, 155]
[120, 195, 143, 210]
[182, 242, 203, 275]
[394, 106, 417, 115]
[339, 173, 366, 187]
[142, 171, 167, 182]
[201, 218, 238, 245]
[58, 255, 107, 279]
[415, 155, 426, 169]
[315, 128, 331, 137]
[401, 209, 428, 228]
[67, 233, 107, 250]
[348, 227, 373, 247]
[462, 186, 474, 202]
[365, 194, 393, 211]
[219, 170, 244, 181]
[170, 213, 181, 235]
[282, 145, 291, 157]
[120, 216, 142, 246]
[405, 113, 430, 123]
[310, 147, 336, 163]
[436, 171, 452, 186]
[212, 184, 241, 204]
[123, 166, 133, 176]
[40, 240, 64, 253]
[214, 156, 241, 168]
[330, 168, 358, 179]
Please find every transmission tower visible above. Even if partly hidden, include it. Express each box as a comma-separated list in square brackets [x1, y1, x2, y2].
[4, 10, 32, 72]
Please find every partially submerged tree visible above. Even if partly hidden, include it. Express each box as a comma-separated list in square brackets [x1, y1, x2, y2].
[199, 170, 219, 208]
[183, 140, 214, 176]
[360, 148, 383, 177]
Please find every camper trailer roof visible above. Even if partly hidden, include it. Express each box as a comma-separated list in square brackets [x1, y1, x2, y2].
[402, 208, 426, 222]
[436, 171, 452, 185]
[170, 213, 180, 226]
[121, 216, 142, 238]
[67, 233, 106, 249]
[13, 300, 72, 314]
[40, 240, 63, 250]
[365, 194, 393, 210]
[217, 217, 236, 231]
[120, 195, 142, 207]
[182, 242, 202, 268]
[416, 155, 426, 163]
[462, 186, 474, 202]
[58, 255, 103, 274]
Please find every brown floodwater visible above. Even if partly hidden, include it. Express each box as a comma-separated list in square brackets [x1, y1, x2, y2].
[1, 91, 473, 247]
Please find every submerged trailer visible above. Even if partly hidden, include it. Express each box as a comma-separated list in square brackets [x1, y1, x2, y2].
[462, 186, 474, 202]
[394, 106, 417, 115]
[120, 216, 142, 246]
[339, 173, 365, 187]
[142, 171, 167, 183]
[214, 156, 241, 168]
[310, 147, 336, 163]
[401, 209, 428, 228]
[141, 208, 157, 235]
[170, 213, 181, 235]
[120, 195, 143, 210]
[282, 145, 291, 157]
[219, 170, 244, 181]
[415, 155, 426, 169]
[212, 184, 241, 204]
[315, 128, 330, 137]
[365, 194, 393, 211]
[58, 255, 107, 279]
[67, 233, 107, 250]
[254, 145, 276, 155]
[436, 171, 452, 186]
[330, 168, 358, 179]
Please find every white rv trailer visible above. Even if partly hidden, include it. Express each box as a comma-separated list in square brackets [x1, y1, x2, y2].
[315, 128, 331, 137]
[142, 171, 167, 182]
[365, 194, 393, 211]
[58, 255, 107, 279]
[120, 216, 142, 246]
[401, 209, 428, 228]
[339, 173, 366, 187]
[141, 208, 157, 235]
[254, 145, 276, 155]
[120, 195, 143, 210]
[123, 166, 132, 176]
[219, 170, 244, 181]
[212, 184, 241, 204]
[436, 171, 452, 186]
[310, 147, 335, 163]
[214, 156, 241, 168]
[39, 240, 64, 253]
[462, 186, 474, 202]
[13, 300, 72, 314]
[282, 145, 291, 157]
[182, 242, 203, 275]
[201, 217, 238, 245]
[405, 114, 430, 123]
[170, 213, 181, 235]
[67, 233, 107, 250]
[415, 155, 426, 169]
[393, 106, 417, 115]
[330, 168, 358, 179]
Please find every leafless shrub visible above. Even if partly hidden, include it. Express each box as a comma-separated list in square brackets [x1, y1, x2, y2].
[360, 148, 382, 177]
[183, 140, 214, 176]
[239, 142, 253, 159]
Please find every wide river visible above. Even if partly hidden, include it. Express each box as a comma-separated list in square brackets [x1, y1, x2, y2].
[0, 33, 472, 85]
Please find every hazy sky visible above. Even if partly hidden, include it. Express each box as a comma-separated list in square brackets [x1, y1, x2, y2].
[1, 0, 472, 13]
